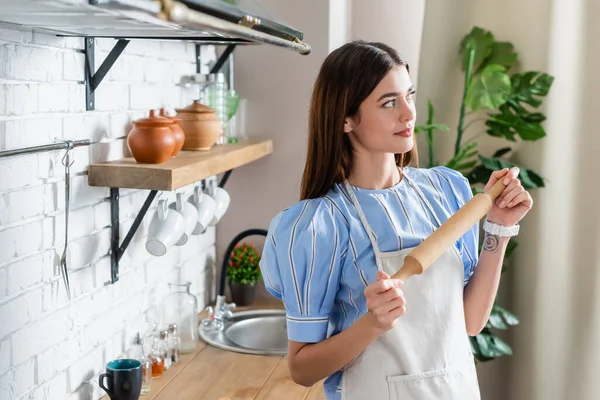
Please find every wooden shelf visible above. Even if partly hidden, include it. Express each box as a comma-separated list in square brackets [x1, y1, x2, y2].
[88, 138, 273, 191]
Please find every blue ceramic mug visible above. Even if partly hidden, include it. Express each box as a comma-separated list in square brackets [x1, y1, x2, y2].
[99, 359, 142, 400]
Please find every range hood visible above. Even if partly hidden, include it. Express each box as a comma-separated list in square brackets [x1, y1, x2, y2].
[0, 0, 311, 54]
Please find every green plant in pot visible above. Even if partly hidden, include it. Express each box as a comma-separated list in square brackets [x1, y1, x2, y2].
[226, 242, 262, 306]
[416, 26, 554, 362]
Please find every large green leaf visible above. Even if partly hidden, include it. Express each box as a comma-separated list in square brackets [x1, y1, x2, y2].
[470, 336, 494, 362]
[494, 305, 520, 326]
[471, 329, 515, 362]
[479, 332, 514, 357]
[467, 156, 546, 189]
[466, 65, 511, 111]
[486, 105, 547, 141]
[445, 142, 479, 173]
[485, 71, 553, 142]
[460, 27, 495, 71]
[493, 147, 512, 158]
[508, 71, 554, 110]
[476, 333, 495, 358]
[467, 165, 491, 187]
[414, 123, 449, 134]
[491, 335, 514, 356]
[488, 310, 508, 330]
[478, 155, 546, 189]
[480, 41, 518, 71]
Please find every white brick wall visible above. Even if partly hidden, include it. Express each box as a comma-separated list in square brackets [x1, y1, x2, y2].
[0, 27, 219, 400]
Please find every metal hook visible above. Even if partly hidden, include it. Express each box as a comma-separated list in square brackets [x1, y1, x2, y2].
[61, 140, 75, 168]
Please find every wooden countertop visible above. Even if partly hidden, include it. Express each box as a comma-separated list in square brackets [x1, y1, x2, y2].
[103, 299, 326, 400]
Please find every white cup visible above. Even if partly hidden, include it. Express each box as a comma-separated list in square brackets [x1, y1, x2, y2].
[189, 185, 216, 234]
[209, 186, 230, 226]
[170, 192, 198, 246]
[146, 199, 186, 256]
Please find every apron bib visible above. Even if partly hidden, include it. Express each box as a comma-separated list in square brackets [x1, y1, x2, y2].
[340, 175, 481, 400]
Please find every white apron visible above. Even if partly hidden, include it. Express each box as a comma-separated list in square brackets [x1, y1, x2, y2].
[341, 176, 481, 400]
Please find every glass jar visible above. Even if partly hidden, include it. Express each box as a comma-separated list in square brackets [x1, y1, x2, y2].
[168, 323, 182, 364]
[149, 336, 164, 378]
[158, 329, 172, 371]
[127, 333, 152, 395]
[207, 72, 228, 144]
[161, 281, 199, 354]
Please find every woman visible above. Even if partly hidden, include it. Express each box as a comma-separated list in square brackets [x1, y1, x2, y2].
[259, 40, 532, 400]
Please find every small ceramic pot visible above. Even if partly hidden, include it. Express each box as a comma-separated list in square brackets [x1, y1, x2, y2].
[127, 110, 176, 164]
[175, 100, 222, 151]
[159, 108, 185, 157]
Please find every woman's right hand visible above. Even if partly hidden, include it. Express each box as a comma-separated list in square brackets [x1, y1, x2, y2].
[364, 271, 406, 334]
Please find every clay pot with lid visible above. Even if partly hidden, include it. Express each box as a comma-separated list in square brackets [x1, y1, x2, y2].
[175, 100, 222, 151]
[159, 108, 185, 156]
[127, 110, 176, 164]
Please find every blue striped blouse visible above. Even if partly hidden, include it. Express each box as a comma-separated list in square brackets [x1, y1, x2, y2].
[259, 166, 479, 398]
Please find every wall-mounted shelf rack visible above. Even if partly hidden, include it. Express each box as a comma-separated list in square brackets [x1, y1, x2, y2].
[0, 0, 291, 286]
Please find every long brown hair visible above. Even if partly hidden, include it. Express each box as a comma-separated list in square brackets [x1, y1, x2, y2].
[300, 41, 418, 200]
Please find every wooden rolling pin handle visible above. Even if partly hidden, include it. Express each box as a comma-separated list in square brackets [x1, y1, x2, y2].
[390, 175, 508, 281]
[486, 176, 508, 201]
[393, 255, 422, 282]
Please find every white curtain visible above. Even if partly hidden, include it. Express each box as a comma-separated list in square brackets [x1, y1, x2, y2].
[510, 0, 600, 398]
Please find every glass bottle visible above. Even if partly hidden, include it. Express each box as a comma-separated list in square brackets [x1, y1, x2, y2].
[161, 281, 199, 354]
[207, 72, 228, 144]
[158, 329, 172, 371]
[168, 323, 182, 364]
[149, 335, 164, 378]
[127, 333, 151, 395]
[231, 98, 247, 142]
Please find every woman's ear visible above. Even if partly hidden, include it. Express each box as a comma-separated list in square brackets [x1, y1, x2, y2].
[344, 117, 354, 134]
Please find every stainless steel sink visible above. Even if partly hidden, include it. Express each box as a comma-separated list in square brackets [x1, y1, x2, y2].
[198, 309, 288, 355]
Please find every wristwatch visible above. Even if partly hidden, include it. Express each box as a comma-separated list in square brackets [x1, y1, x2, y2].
[482, 218, 520, 237]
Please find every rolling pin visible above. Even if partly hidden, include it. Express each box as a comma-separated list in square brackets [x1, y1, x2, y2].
[391, 177, 507, 281]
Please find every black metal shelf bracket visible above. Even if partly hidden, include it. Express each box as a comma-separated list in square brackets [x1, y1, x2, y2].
[110, 188, 158, 283]
[210, 44, 236, 74]
[85, 38, 130, 111]
[108, 167, 232, 284]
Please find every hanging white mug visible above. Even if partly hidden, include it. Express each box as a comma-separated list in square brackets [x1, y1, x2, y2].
[170, 192, 198, 246]
[189, 184, 216, 234]
[146, 199, 186, 256]
[209, 186, 230, 226]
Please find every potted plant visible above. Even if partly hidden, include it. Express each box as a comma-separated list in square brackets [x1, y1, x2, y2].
[226, 242, 262, 306]
[416, 26, 554, 362]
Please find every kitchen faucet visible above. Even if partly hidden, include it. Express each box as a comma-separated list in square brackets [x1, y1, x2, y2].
[203, 228, 268, 331]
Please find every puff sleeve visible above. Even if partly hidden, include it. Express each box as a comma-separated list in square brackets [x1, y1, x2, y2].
[259, 198, 348, 343]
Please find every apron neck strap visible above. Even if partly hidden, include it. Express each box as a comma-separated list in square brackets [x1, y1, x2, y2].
[403, 172, 443, 228]
[343, 180, 381, 256]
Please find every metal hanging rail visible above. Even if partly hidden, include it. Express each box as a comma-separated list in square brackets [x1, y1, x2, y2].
[161, 0, 312, 55]
[0, 139, 91, 159]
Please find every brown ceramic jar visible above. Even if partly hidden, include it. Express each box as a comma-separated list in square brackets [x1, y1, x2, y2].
[127, 110, 176, 164]
[159, 108, 185, 157]
[175, 100, 222, 151]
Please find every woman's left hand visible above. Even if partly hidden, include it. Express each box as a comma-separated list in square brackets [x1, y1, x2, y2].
[485, 167, 533, 227]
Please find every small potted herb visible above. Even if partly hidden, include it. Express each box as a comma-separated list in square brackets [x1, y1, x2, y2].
[226, 242, 262, 306]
